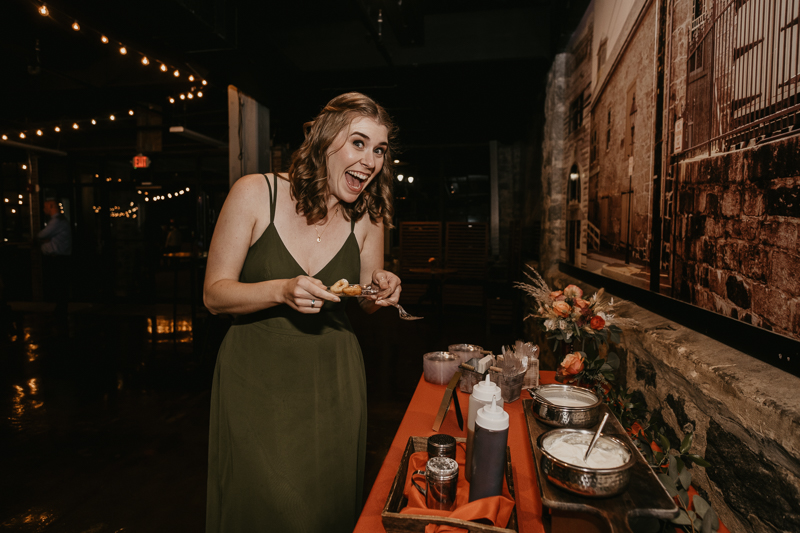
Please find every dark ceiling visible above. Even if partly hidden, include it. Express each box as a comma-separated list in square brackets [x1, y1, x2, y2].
[1, 0, 591, 161]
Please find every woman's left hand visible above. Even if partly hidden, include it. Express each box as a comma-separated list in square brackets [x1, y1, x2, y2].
[369, 269, 402, 306]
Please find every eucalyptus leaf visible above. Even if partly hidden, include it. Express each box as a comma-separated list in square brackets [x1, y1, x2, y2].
[657, 474, 679, 497]
[676, 456, 685, 474]
[679, 463, 692, 490]
[654, 451, 664, 463]
[694, 518, 704, 531]
[658, 434, 671, 453]
[705, 507, 719, 532]
[668, 455, 678, 479]
[678, 489, 689, 508]
[693, 494, 710, 518]
[680, 433, 693, 454]
[606, 351, 620, 369]
[686, 454, 712, 468]
[671, 510, 692, 526]
[687, 510, 696, 520]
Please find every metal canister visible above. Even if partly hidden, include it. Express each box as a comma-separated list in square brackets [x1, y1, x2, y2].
[427, 434, 457, 460]
[411, 456, 459, 511]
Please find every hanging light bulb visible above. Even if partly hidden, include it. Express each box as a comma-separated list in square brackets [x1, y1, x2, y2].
[179, 94, 185, 100]
[173, 69, 180, 77]
[54, 126, 60, 132]
[187, 92, 194, 99]
[169, 97, 175, 104]
[1, 135, 7, 140]
[110, 115, 116, 121]
[91, 119, 96, 125]
[119, 46, 127, 55]
[397, 174, 404, 181]
[160, 63, 167, 72]
[22, 164, 27, 170]
[179, 190, 184, 195]
[72, 123, 79, 129]
[19, 132, 26, 139]
[145, 197, 149, 202]
[101, 35, 108, 44]
[36, 130, 43, 136]
[197, 91, 203, 98]
[188, 75, 195, 82]
[128, 110, 134, 116]
[185, 187, 190, 192]
[38, 5, 48, 16]
[72, 21, 80, 31]
[141, 56, 149, 66]
[202, 80, 207, 86]
[168, 193, 172, 199]
[408, 176, 415, 183]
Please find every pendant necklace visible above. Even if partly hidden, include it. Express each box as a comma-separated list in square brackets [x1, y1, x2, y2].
[314, 206, 340, 243]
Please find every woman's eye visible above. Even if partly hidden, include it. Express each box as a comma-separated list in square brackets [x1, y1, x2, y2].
[353, 140, 364, 148]
[374, 147, 385, 156]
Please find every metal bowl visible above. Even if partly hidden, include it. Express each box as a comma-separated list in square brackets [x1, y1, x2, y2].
[527, 384, 602, 428]
[537, 428, 635, 497]
[422, 351, 460, 385]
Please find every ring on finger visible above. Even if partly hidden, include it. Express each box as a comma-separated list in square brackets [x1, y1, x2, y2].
[311, 299, 316, 308]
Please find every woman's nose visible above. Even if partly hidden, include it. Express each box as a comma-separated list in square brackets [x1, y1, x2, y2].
[361, 150, 375, 169]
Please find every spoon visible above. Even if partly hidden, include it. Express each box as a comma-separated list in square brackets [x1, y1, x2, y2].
[584, 412, 610, 462]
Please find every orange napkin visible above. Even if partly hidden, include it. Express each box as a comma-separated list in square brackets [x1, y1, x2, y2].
[400, 442, 516, 533]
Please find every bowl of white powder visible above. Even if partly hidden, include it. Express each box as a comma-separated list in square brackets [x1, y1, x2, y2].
[537, 428, 635, 497]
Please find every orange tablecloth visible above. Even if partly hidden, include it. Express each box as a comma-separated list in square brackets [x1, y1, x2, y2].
[355, 371, 557, 533]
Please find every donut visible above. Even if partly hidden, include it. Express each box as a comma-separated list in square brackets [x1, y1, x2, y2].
[342, 284, 362, 296]
[330, 279, 349, 295]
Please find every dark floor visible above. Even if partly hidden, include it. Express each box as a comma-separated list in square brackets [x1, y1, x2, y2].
[0, 298, 520, 532]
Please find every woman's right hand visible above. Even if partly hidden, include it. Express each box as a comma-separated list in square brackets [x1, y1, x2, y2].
[282, 275, 341, 313]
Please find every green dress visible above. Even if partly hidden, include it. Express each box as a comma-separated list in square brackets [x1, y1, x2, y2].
[206, 174, 367, 532]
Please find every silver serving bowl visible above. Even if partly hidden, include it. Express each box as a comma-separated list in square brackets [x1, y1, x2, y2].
[527, 384, 601, 428]
[537, 428, 635, 497]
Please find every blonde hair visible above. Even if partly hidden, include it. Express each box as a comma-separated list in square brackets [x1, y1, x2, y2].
[288, 92, 397, 228]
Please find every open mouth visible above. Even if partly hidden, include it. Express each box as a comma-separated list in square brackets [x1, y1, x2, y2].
[345, 170, 370, 193]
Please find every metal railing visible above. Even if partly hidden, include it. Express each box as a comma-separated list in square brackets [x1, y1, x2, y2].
[688, 0, 800, 153]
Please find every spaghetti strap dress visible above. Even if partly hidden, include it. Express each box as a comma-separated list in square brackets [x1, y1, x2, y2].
[206, 174, 367, 532]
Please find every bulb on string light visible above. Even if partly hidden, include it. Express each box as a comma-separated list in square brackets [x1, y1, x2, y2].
[1, 135, 7, 140]
[119, 46, 127, 55]
[36, 130, 43, 136]
[128, 110, 134, 116]
[160, 63, 167, 72]
[185, 187, 190, 192]
[179, 94, 185, 100]
[179, 190, 184, 195]
[202, 80, 207, 86]
[168, 97, 175, 104]
[189, 75, 195, 82]
[39, 5, 48, 16]
[101, 35, 108, 44]
[187, 93, 194, 99]
[110, 115, 116, 121]
[22, 164, 27, 170]
[145, 197, 149, 202]
[173, 70, 180, 77]
[168, 193, 172, 198]
[54, 126, 60, 132]
[141, 56, 149, 66]
[19, 133, 26, 139]
[11, 209, 15, 214]
[72, 21, 80, 31]
[197, 91, 203, 98]
[91, 119, 96, 125]
[72, 123, 79, 129]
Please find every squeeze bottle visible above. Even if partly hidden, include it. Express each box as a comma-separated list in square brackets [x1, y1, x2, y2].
[468, 396, 509, 502]
[466, 375, 503, 481]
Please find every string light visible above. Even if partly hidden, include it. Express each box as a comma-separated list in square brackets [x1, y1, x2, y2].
[101, 35, 108, 44]
[173, 70, 180, 77]
[39, 5, 48, 16]
[91, 119, 96, 125]
[22, 165, 28, 170]
[54, 126, 60, 132]
[36, 130, 43, 136]
[128, 110, 134, 116]
[197, 91, 203, 98]
[141, 56, 149, 66]
[179, 94, 185, 100]
[19, 133, 25, 139]
[168, 97, 175, 104]
[110, 115, 116, 120]
[119, 46, 127, 55]
[72, 123, 79, 129]
[1, 135, 7, 140]
[188, 75, 195, 82]
[160, 63, 167, 72]
[71, 21, 80, 31]
[187, 93, 193, 99]
[202, 80, 207, 86]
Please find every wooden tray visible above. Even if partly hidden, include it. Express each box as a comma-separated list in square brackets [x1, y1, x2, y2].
[381, 436, 519, 533]
[523, 399, 679, 533]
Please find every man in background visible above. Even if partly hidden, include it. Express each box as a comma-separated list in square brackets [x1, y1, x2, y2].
[37, 197, 72, 316]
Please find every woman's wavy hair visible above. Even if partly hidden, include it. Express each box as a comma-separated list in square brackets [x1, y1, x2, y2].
[288, 92, 397, 229]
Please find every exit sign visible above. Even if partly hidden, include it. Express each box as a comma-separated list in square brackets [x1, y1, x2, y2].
[133, 154, 151, 169]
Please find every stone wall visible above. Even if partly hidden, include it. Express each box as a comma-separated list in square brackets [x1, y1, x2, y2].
[525, 269, 800, 533]
[673, 135, 800, 341]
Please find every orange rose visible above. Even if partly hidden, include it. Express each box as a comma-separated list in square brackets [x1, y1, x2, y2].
[552, 301, 571, 317]
[590, 315, 605, 330]
[560, 352, 584, 376]
[549, 290, 565, 301]
[563, 284, 584, 299]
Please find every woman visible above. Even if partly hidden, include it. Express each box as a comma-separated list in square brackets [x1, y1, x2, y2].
[204, 92, 402, 532]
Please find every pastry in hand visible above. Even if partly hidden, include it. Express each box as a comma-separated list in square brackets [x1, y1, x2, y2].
[342, 284, 362, 296]
[330, 279, 349, 295]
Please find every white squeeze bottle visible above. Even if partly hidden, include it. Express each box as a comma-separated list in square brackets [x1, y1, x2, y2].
[466, 375, 503, 482]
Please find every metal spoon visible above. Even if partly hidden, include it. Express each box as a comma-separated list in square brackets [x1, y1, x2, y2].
[584, 412, 610, 462]
[386, 301, 423, 320]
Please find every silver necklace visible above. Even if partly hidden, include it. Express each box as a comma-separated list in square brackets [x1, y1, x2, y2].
[314, 205, 340, 243]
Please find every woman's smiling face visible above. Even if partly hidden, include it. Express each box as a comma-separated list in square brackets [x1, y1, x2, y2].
[325, 116, 389, 204]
